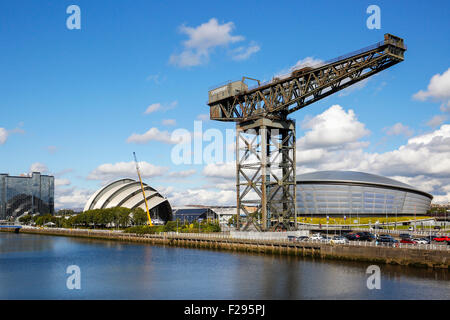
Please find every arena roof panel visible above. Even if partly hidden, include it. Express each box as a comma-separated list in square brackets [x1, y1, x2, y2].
[296, 171, 432, 199]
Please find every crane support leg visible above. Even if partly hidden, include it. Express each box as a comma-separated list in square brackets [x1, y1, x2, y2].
[236, 118, 297, 231]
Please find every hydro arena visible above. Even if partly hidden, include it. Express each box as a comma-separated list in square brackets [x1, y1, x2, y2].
[296, 171, 433, 216]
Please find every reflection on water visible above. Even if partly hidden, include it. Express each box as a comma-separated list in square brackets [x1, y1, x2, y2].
[0, 232, 448, 299]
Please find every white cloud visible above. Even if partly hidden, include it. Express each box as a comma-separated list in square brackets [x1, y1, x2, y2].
[168, 169, 196, 178]
[292, 57, 324, 70]
[144, 103, 162, 114]
[413, 68, 450, 111]
[231, 42, 260, 61]
[388, 175, 442, 194]
[126, 127, 183, 144]
[275, 57, 324, 80]
[55, 187, 93, 210]
[162, 119, 177, 126]
[146, 73, 166, 84]
[298, 105, 370, 149]
[426, 114, 447, 128]
[168, 188, 236, 206]
[55, 178, 71, 186]
[169, 18, 245, 67]
[144, 101, 177, 114]
[30, 162, 49, 173]
[0, 128, 7, 145]
[384, 122, 414, 137]
[87, 161, 168, 181]
[0, 126, 25, 145]
[202, 162, 235, 179]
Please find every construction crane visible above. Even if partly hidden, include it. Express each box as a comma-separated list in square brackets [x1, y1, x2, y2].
[133, 152, 153, 226]
[207, 34, 406, 231]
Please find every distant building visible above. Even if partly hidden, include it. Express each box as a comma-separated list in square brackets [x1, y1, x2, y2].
[0, 172, 54, 220]
[296, 171, 433, 216]
[83, 178, 172, 223]
[212, 207, 236, 225]
[171, 207, 217, 224]
[171, 206, 250, 226]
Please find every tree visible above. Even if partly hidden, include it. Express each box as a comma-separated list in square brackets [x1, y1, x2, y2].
[57, 209, 76, 216]
[131, 208, 148, 226]
[19, 215, 32, 225]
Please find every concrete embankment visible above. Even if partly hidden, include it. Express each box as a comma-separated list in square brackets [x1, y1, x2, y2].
[3, 227, 449, 269]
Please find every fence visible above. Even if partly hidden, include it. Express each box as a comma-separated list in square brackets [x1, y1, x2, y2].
[18, 226, 450, 252]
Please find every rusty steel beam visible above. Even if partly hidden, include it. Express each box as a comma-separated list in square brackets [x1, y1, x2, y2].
[209, 34, 406, 122]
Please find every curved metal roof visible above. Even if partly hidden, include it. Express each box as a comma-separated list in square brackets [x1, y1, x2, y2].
[83, 178, 172, 218]
[296, 170, 433, 199]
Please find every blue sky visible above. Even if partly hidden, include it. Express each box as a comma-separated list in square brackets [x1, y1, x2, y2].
[1, 0, 449, 209]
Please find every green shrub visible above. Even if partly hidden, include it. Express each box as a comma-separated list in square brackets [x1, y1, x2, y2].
[124, 225, 163, 234]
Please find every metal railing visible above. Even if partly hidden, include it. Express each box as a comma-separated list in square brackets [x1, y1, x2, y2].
[19, 226, 449, 251]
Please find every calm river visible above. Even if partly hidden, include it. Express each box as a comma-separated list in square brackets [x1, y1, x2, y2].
[0, 232, 449, 299]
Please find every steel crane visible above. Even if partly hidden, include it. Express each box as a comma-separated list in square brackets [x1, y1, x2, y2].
[133, 152, 153, 226]
[207, 34, 406, 231]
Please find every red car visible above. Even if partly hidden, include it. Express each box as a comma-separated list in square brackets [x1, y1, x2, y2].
[433, 236, 450, 242]
[400, 239, 417, 244]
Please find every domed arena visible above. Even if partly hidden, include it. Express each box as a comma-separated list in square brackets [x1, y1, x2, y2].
[296, 171, 433, 216]
[83, 179, 172, 222]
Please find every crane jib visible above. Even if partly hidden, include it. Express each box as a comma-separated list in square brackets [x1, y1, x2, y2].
[208, 33, 406, 122]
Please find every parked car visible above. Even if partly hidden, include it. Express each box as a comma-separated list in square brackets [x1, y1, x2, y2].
[400, 238, 417, 244]
[424, 235, 438, 242]
[413, 238, 428, 244]
[310, 234, 324, 241]
[331, 236, 349, 244]
[356, 232, 375, 241]
[288, 235, 297, 242]
[399, 233, 412, 239]
[377, 235, 398, 245]
[408, 226, 415, 231]
[433, 235, 450, 242]
[296, 236, 309, 242]
[320, 236, 333, 243]
[344, 233, 358, 241]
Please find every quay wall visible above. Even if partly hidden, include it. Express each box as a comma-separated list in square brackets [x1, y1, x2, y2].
[3, 227, 449, 269]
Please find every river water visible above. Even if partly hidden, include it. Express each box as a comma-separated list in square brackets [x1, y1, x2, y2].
[0, 232, 448, 299]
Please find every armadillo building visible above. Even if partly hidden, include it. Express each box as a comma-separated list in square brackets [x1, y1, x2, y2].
[84, 179, 172, 222]
[296, 171, 433, 216]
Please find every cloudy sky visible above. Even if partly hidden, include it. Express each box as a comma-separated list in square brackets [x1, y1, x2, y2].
[1, 0, 449, 209]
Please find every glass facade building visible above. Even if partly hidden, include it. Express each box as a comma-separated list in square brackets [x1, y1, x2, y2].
[172, 208, 217, 223]
[296, 171, 433, 216]
[0, 172, 54, 220]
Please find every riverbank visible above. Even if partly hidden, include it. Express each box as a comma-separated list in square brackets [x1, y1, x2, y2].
[3, 227, 449, 269]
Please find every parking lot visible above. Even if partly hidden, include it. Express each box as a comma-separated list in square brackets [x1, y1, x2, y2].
[287, 231, 450, 251]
